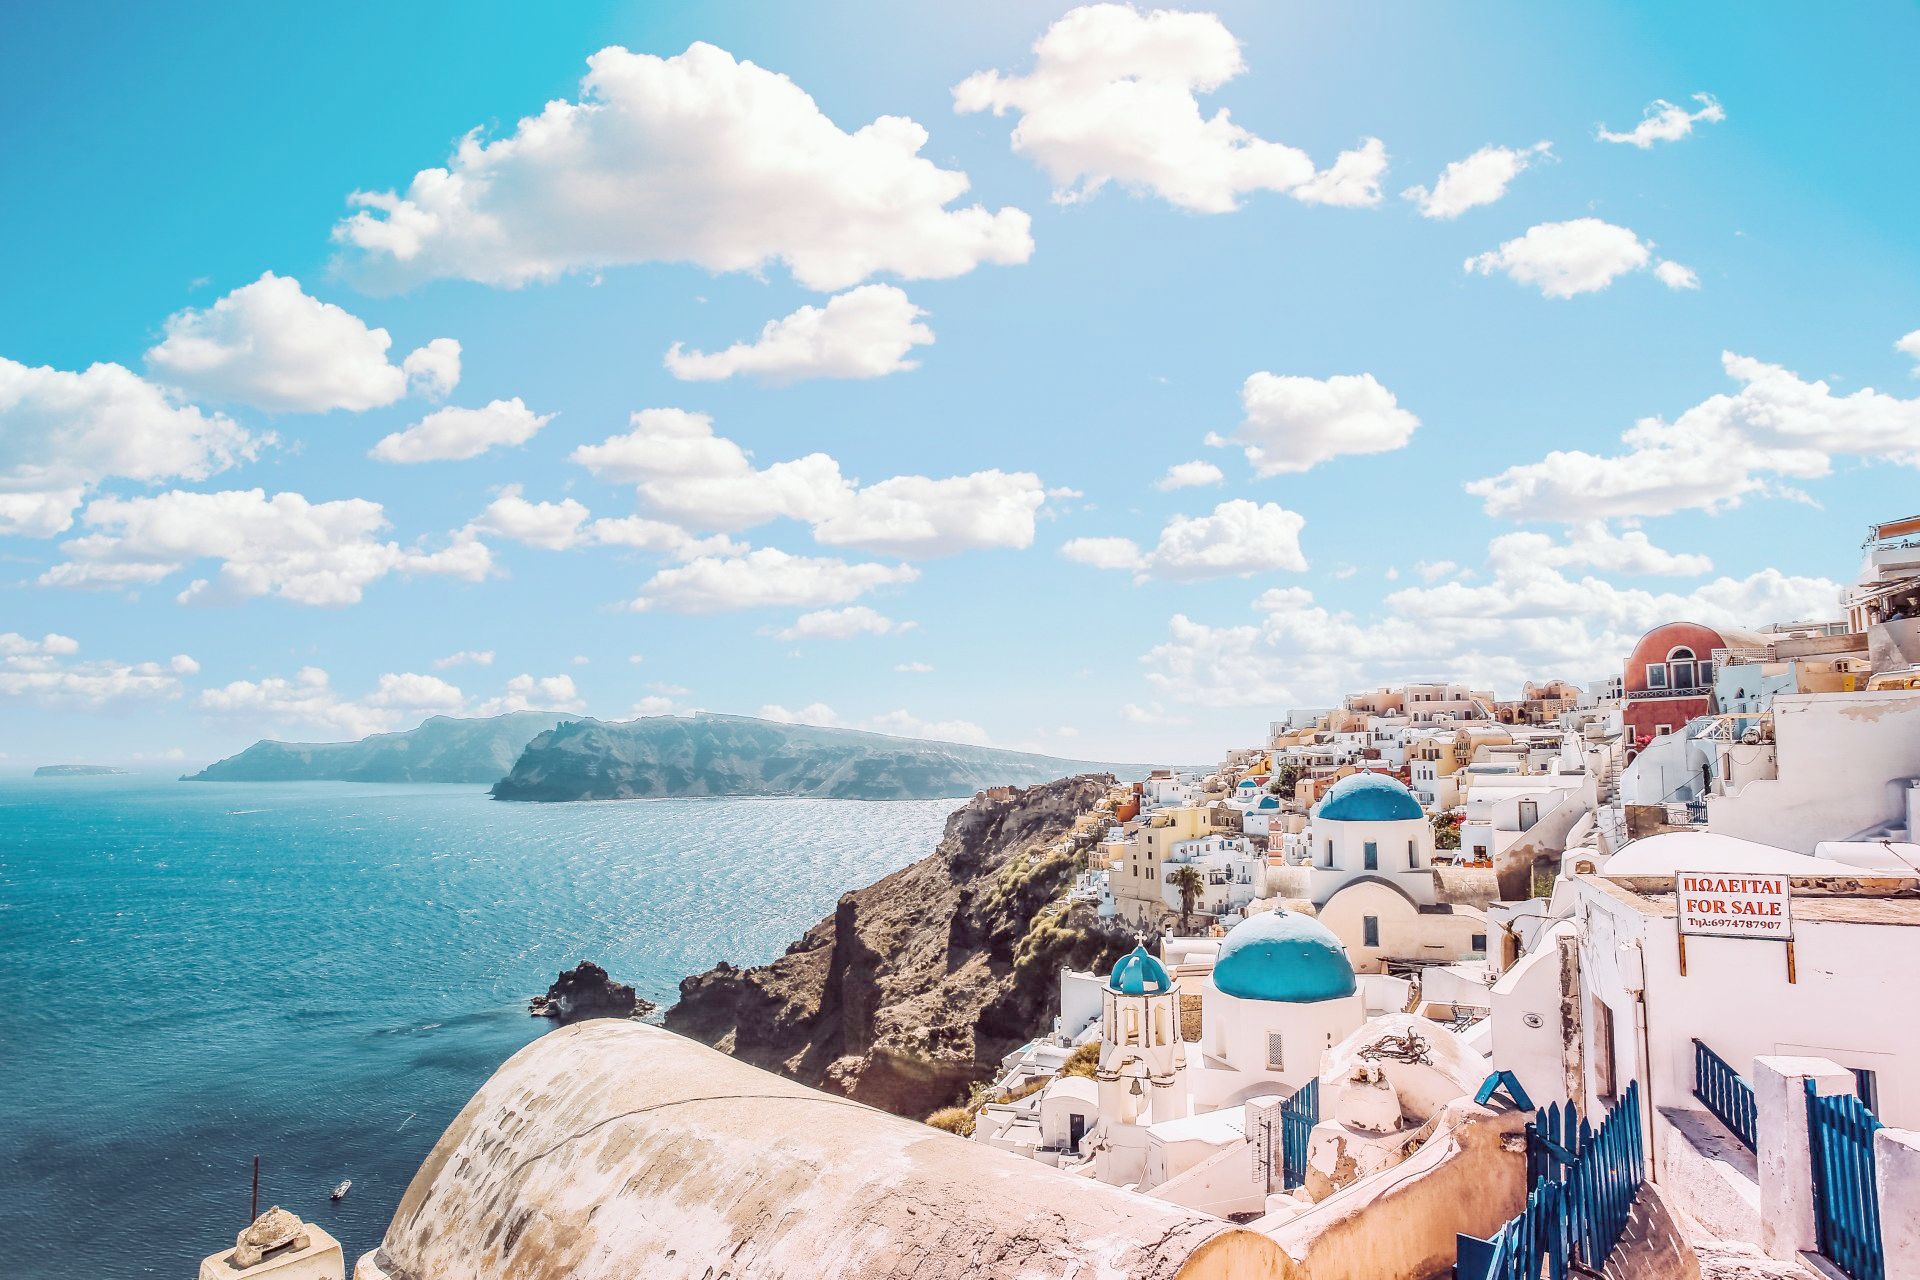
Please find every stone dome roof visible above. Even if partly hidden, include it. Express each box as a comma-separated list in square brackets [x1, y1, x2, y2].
[1212, 909, 1357, 1003]
[1314, 773, 1424, 823]
[1107, 945, 1174, 995]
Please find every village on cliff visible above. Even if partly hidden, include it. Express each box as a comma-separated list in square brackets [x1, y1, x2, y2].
[211, 516, 1920, 1280]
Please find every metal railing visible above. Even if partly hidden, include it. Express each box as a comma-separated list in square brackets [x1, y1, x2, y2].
[1457, 1081, 1645, 1280]
[1807, 1082, 1886, 1280]
[1692, 1039, 1758, 1151]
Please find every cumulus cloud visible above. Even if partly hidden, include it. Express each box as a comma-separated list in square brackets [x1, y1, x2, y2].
[1209, 371, 1418, 475]
[334, 43, 1030, 293]
[433, 649, 494, 669]
[1468, 347, 1920, 520]
[1597, 93, 1725, 148]
[756, 700, 990, 745]
[465, 484, 741, 559]
[370, 397, 553, 464]
[198, 667, 458, 738]
[572, 408, 1047, 556]
[1156, 460, 1224, 490]
[0, 356, 258, 536]
[40, 488, 491, 605]
[1465, 218, 1655, 298]
[1653, 260, 1701, 291]
[955, 4, 1380, 213]
[665, 285, 933, 383]
[0, 634, 189, 706]
[145, 273, 458, 413]
[1063, 498, 1307, 582]
[1402, 141, 1550, 219]
[631, 546, 918, 613]
[773, 605, 915, 640]
[473, 673, 585, 716]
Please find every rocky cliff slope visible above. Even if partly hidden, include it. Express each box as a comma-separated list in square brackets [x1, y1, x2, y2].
[184, 712, 567, 784]
[665, 775, 1135, 1117]
[490, 713, 1128, 802]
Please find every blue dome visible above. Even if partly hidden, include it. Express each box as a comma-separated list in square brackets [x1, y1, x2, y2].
[1107, 945, 1174, 996]
[1256, 795, 1279, 810]
[1314, 772, 1424, 823]
[1212, 910, 1357, 1003]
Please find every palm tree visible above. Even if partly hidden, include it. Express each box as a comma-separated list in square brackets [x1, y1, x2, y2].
[1168, 865, 1204, 935]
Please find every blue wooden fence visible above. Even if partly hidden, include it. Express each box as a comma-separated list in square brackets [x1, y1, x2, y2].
[1281, 1078, 1319, 1189]
[1807, 1082, 1886, 1280]
[1457, 1081, 1645, 1280]
[1692, 1038, 1757, 1151]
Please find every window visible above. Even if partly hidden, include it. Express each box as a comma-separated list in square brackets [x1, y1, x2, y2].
[1364, 841, 1378, 870]
[1266, 1032, 1285, 1070]
[1854, 1068, 1879, 1114]
[1363, 916, 1380, 947]
[1324, 838, 1334, 866]
[1408, 839, 1418, 869]
[1126, 1008, 1139, 1043]
[1645, 663, 1668, 690]
[1131, 864, 1138, 877]
[1593, 1000, 1617, 1102]
[1471, 933, 1487, 954]
[1655, 724, 1673, 737]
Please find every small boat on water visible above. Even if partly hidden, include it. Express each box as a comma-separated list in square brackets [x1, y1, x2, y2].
[330, 1179, 351, 1202]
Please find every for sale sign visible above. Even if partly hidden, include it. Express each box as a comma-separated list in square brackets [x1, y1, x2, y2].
[1676, 871, 1793, 940]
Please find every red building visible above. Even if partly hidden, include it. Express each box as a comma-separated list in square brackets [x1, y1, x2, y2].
[1620, 621, 1735, 748]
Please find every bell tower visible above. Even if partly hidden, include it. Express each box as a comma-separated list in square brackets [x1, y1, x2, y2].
[1095, 944, 1189, 1127]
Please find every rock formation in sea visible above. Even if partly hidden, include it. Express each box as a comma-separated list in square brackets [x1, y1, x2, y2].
[183, 712, 568, 784]
[529, 961, 655, 1023]
[32, 764, 127, 777]
[489, 712, 1131, 803]
[666, 775, 1136, 1118]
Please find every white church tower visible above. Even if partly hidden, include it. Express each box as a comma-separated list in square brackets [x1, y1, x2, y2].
[1095, 945, 1189, 1128]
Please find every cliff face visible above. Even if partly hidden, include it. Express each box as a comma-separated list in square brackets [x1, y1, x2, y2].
[184, 712, 567, 784]
[490, 713, 1128, 803]
[665, 775, 1134, 1118]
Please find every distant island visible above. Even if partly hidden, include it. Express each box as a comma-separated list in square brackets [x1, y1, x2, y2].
[33, 764, 127, 777]
[491, 713, 1137, 802]
[183, 712, 567, 784]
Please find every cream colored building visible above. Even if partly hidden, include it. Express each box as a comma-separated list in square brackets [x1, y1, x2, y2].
[1111, 805, 1212, 927]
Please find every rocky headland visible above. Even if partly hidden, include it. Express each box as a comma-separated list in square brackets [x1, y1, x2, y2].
[33, 764, 127, 777]
[490, 713, 1131, 803]
[665, 775, 1136, 1118]
[184, 712, 568, 784]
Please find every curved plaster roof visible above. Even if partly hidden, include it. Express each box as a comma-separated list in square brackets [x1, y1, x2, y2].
[357, 1021, 1288, 1280]
[1604, 831, 1915, 878]
[1315, 773, 1424, 823]
[1213, 909, 1357, 1004]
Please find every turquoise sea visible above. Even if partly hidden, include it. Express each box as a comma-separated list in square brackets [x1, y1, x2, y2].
[0, 777, 953, 1278]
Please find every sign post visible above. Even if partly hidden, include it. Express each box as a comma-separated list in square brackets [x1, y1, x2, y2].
[1675, 871, 1795, 982]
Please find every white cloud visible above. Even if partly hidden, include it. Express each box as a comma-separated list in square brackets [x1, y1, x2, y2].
[1468, 347, 1920, 520]
[433, 649, 494, 669]
[334, 43, 1030, 292]
[1402, 141, 1550, 219]
[170, 654, 200, 674]
[1155, 460, 1223, 491]
[631, 546, 917, 613]
[465, 484, 742, 558]
[572, 408, 1046, 556]
[473, 673, 585, 716]
[665, 285, 933, 383]
[1898, 329, 1920, 371]
[1416, 559, 1460, 582]
[1654, 260, 1700, 291]
[1597, 93, 1725, 148]
[773, 605, 915, 640]
[145, 272, 457, 413]
[198, 667, 456, 738]
[402, 338, 462, 400]
[370, 397, 552, 464]
[1064, 498, 1307, 582]
[895, 661, 933, 674]
[0, 356, 258, 536]
[1, 635, 188, 706]
[756, 700, 990, 745]
[1210, 371, 1419, 475]
[630, 694, 679, 716]
[1465, 218, 1653, 298]
[40, 488, 491, 605]
[955, 5, 1376, 213]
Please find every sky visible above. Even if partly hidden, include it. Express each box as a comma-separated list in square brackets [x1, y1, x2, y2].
[3, 0, 1919, 769]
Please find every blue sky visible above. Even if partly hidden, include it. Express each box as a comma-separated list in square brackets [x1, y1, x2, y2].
[4, 0, 1918, 767]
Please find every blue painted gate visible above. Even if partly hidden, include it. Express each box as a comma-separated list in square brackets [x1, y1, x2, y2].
[1806, 1082, 1886, 1280]
[1281, 1078, 1318, 1189]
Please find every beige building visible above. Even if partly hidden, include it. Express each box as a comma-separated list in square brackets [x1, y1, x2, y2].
[1111, 806, 1212, 927]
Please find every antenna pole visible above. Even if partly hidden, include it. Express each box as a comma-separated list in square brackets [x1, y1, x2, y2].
[251, 1155, 260, 1222]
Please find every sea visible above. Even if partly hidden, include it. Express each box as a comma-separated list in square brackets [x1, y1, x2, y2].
[0, 776, 956, 1278]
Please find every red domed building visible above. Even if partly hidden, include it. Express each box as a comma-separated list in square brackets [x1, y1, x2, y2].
[1620, 621, 1761, 748]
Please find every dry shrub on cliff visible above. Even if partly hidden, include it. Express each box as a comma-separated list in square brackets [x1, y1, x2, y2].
[926, 1106, 975, 1136]
[1059, 1042, 1101, 1079]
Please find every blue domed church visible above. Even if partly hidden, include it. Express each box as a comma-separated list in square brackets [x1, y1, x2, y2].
[1305, 772, 1439, 910]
